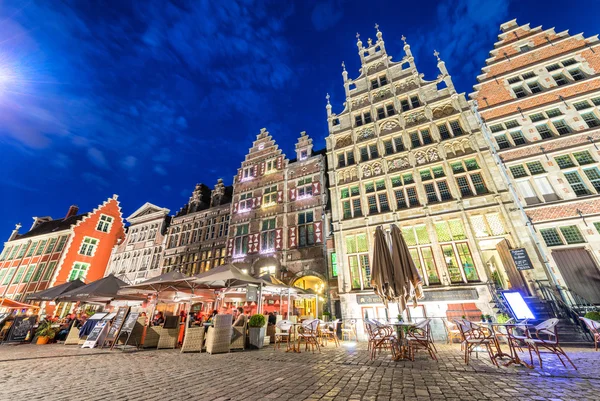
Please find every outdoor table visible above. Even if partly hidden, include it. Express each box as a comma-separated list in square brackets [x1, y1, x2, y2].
[389, 322, 415, 360]
[486, 323, 534, 369]
[286, 323, 303, 353]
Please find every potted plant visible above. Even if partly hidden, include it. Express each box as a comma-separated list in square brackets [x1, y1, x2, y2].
[486, 315, 494, 323]
[584, 311, 600, 322]
[248, 314, 266, 349]
[497, 313, 511, 324]
[35, 320, 57, 345]
[480, 314, 486, 322]
[322, 311, 331, 322]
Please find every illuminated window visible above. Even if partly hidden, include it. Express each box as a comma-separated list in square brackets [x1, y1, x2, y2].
[79, 237, 99, 256]
[346, 233, 370, 290]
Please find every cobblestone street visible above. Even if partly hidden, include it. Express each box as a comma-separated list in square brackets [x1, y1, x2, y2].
[0, 342, 598, 400]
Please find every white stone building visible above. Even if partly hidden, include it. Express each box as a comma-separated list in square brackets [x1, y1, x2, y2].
[106, 202, 170, 284]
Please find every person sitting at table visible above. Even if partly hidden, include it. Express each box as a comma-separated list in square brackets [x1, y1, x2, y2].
[152, 311, 165, 326]
[206, 310, 218, 324]
[233, 307, 246, 327]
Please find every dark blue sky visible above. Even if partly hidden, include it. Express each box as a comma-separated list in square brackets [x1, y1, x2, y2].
[0, 0, 598, 236]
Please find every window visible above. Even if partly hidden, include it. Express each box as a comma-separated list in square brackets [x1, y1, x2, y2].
[68, 262, 90, 282]
[495, 134, 511, 149]
[239, 192, 252, 211]
[564, 171, 590, 196]
[79, 237, 99, 256]
[546, 63, 560, 72]
[298, 211, 315, 247]
[453, 159, 487, 196]
[263, 185, 278, 206]
[32, 240, 46, 256]
[582, 112, 600, 128]
[377, 104, 396, 119]
[331, 253, 338, 277]
[510, 165, 528, 179]
[592, 97, 600, 106]
[410, 96, 421, 108]
[369, 144, 379, 159]
[507, 76, 521, 84]
[43, 262, 56, 281]
[521, 71, 536, 79]
[346, 233, 371, 290]
[23, 264, 36, 283]
[242, 166, 254, 180]
[520, 45, 531, 52]
[470, 213, 506, 237]
[9, 246, 20, 260]
[536, 124, 553, 139]
[392, 174, 419, 209]
[504, 120, 520, 129]
[365, 180, 390, 214]
[97, 215, 114, 233]
[337, 150, 355, 167]
[55, 236, 67, 252]
[555, 155, 576, 169]
[383, 137, 405, 155]
[297, 177, 313, 199]
[584, 167, 600, 192]
[233, 224, 249, 256]
[0, 269, 6, 285]
[13, 266, 26, 284]
[552, 120, 571, 135]
[400, 99, 410, 112]
[490, 124, 503, 133]
[527, 81, 542, 94]
[553, 74, 568, 86]
[341, 186, 362, 219]
[435, 220, 475, 283]
[260, 218, 276, 252]
[573, 101, 591, 111]
[386, 104, 395, 116]
[513, 86, 527, 98]
[2, 268, 15, 285]
[403, 225, 440, 285]
[435, 220, 467, 242]
[371, 75, 387, 89]
[573, 151, 595, 165]
[541, 226, 585, 246]
[265, 159, 276, 173]
[526, 161, 546, 175]
[25, 241, 39, 257]
[569, 69, 585, 81]
[561, 58, 577, 67]
[32, 263, 46, 282]
[546, 108, 562, 118]
[530, 113, 545, 122]
[355, 112, 372, 127]
[510, 131, 526, 145]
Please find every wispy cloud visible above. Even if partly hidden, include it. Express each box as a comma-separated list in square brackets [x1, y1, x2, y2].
[154, 165, 167, 176]
[311, 0, 344, 31]
[87, 147, 109, 170]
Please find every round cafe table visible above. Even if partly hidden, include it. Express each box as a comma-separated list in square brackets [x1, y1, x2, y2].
[485, 322, 534, 369]
[389, 322, 416, 360]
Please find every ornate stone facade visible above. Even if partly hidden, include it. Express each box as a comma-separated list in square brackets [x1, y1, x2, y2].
[105, 202, 170, 284]
[227, 129, 331, 311]
[471, 19, 600, 304]
[326, 26, 538, 338]
[162, 179, 232, 275]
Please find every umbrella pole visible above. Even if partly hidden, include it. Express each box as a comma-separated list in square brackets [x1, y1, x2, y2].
[279, 292, 282, 316]
[287, 290, 291, 318]
[257, 283, 263, 314]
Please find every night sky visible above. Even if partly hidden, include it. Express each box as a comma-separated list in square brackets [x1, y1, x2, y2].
[1, 0, 598, 237]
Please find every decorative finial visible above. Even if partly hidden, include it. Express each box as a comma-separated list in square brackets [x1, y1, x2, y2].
[356, 32, 360, 40]
[367, 38, 372, 46]
[375, 23, 380, 32]
[434, 50, 440, 62]
[401, 35, 407, 45]
[326, 93, 331, 105]
[341, 61, 346, 71]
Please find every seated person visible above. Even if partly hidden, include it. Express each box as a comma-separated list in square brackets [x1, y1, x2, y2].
[232, 307, 246, 342]
[152, 311, 165, 327]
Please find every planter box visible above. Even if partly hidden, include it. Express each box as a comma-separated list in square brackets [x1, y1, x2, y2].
[248, 327, 265, 349]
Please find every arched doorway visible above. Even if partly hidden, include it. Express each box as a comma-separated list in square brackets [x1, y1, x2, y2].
[292, 275, 325, 318]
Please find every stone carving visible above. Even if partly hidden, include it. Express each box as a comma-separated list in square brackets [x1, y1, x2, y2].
[426, 148, 439, 162]
[352, 96, 370, 108]
[405, 112, 427, 127]
[388, 157, 410, 172]
[357, 128, 375, 142]
[382, 120, 399, 131]
[432, 103, 456, 119]
[335, 135, 353, 149]
[367, 62, 384, 74]
[338, 167, 358, 183]
[395, 79, 418, 93]
[374, 88, 392, 101]
[414, 148, 439, 165]
[414, 151, 427, 165]
[362, 162, 383, 178]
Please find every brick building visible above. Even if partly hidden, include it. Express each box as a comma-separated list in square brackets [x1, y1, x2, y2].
[471, 19, 600, 304]
[162, 179, 232, 275]
[227, 129, 331, 316]
[325, 26, 541, 338]
[0, 196, 125, 316]
[105, 202, 170, 284]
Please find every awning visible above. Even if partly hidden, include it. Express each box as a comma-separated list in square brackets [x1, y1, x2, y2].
[0, 298, 40, 309]
[26, 279, 85, 301]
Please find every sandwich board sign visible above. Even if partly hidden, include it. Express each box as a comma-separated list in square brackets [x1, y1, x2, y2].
[113, 312, 140, 350]
[103, 306, 129, 348]
[82, 321, 109, 349]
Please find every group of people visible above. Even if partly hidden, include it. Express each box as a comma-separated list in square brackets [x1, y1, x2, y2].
[55, 313, 89, 341]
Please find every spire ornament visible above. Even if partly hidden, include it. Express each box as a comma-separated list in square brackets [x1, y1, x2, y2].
[375, 23, 380, 32]
[341, 61, 346, 72]
[401, 35, 407, 46]
[434, 50, 440, 62]
[326, 93, 331, 105]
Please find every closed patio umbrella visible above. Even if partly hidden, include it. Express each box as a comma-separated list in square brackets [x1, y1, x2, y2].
[26, 279, 85, 301]
[57, 274, 133, 303]
[370, 226, 396, 308]
[118, 270, 188, 295]
[390, 224, 424, 314]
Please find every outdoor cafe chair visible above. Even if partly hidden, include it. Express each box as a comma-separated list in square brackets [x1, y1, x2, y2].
[297, 319, 321, 353]
[406, 318, 437, 361]
[181, 324, 205, 353]
[230, 320, 247, 351]
[580, 317, 600, 351]
[341, 319, 358, 342]
[157, 327, 179, 349]
[321, 319, 340, 347]
[274, 319, 293, 350]
[365, 319, 397, 360]
[205, 314, 233, 355]
[443, 318, 462, 345]
[453, 319, 498, 367]
[524, 318, 577, 369]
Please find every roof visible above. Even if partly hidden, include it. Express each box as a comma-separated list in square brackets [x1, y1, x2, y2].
[15, 213, 88, 240]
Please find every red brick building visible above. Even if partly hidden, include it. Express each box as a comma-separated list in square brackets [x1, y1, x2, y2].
[0, 196, 125, 315]
[471, 19, 600, 304]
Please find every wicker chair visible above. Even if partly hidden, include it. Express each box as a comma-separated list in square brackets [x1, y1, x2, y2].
[181, 326, 205, 353]
[157, 327, 179, 349]
[321, 319, 340, 347]
[142, 326, 162, 348]
[205, 314, 233, 355]
[341, 319, 358, 341]
[443, 318, 462, 344]
[64, 322, 80, 346]
[365, 319, 397, 360]
[230, 321, 247, 351]
[297, 319, 321, 353]
[454, 319, 497, 366]
[274, 319, 293, 350]
[524, 318, 576, 369]
[580, 317, 600, 351]
[406, 318, 437, 361]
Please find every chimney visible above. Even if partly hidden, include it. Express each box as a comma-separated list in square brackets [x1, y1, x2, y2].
[65, 205, 79, 219]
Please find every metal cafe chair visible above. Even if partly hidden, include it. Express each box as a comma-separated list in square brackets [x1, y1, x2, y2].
[580, 317, 600, 351]
[274, 319, 293, 350]
[453, 319, 498, 367]
[341, 319, 358, 341]
[406, 318, 438, 361]
[321, 319, 340, 347]
[297, 319, 321, 353]
[524, 318, 577, 369]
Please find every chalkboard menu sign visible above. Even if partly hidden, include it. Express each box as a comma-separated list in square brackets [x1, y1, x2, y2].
[246, 285, 258, 302]
[105, 306, 129, 343]
[510, 248, 534, 271]
[6, 316, 37, 343]
[120, 312, 139, 335]
[82, 321, 108, 348]
[163, 315, 179, 329]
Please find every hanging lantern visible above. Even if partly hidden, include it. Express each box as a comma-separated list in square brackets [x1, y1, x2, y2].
[251, 301, 256, 306]
[244, 302, 248, 307]
[275, 299, 280, 305]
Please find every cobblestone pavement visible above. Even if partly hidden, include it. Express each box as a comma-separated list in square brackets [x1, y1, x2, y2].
[0, 341, 598, 400]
